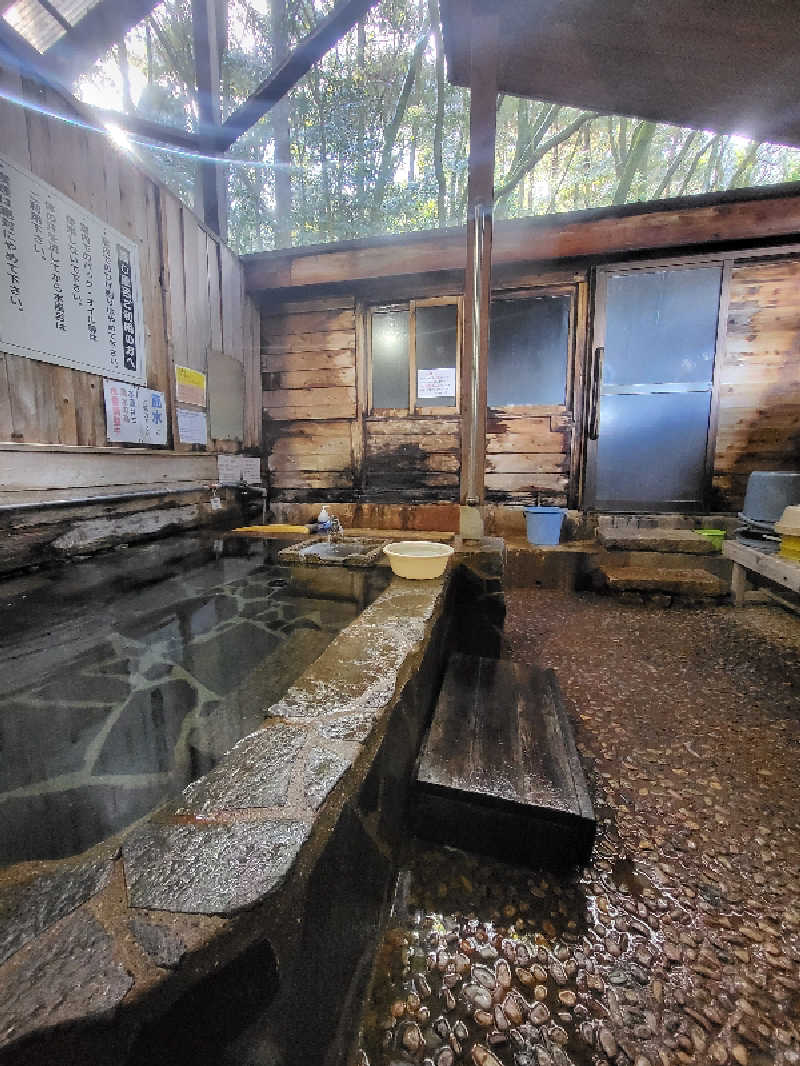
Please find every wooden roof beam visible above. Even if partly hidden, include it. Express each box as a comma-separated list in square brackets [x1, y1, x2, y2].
[191, 0, 226, 237]
[215, 0, 377, 151]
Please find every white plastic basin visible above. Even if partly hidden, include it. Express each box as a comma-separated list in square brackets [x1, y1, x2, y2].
[383, 541, 454, 579]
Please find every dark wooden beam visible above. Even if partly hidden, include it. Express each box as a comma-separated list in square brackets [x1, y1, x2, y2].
[36, 0, 72, 35]
[191, 0, 226, 238]
[92, 108, 202, 152]
[1, 20, 204, 158]
[216, 0, 377, 150]
[44, 0, 161, 84]
[242, 186, 800, 293]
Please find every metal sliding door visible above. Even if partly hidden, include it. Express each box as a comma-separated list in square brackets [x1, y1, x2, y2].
[585, 264, 722, 511]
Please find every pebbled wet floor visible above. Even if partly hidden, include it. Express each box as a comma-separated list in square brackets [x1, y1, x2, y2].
[355, 591, 800, 1066]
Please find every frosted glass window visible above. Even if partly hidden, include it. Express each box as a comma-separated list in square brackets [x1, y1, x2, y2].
[415, 305, 458, 408]
[488, 295, 569, 406]
[371, 310, 409, 409]
[604, 267, 721, 385]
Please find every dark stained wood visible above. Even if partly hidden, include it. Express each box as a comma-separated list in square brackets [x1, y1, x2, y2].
[414, 654, 595, 868]
[441, 0, 800, 148]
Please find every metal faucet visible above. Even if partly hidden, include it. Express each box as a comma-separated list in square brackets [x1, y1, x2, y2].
[328, 514, 343, 544]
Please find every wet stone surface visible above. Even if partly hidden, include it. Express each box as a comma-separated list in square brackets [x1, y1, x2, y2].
[177, 724, 308, 814]
[303, 745, 354, 809]
[123, 818, 312, 913]
[0, 855, 113, 966]
[0, 907, 133, 1049]
[355, 592, 800, 1066]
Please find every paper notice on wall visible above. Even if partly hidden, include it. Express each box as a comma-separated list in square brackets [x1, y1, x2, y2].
[217, 454, 262, 485]
[0, 149, 146, 383]
[103, 379, 167, 445]
[417, 366, 456, 399]
[177, 406, 207, 444]
[175, 365, 206, 406]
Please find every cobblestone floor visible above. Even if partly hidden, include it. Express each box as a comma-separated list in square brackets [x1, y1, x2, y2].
[356, 592, 800, 1066]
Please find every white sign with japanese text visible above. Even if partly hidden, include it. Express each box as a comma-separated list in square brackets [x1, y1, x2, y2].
[177, 406, 207, 445]
[417, 366, 456, 399]
[103, 380, 167, 445]
[0, 150, 146, 384]
[217, 454, 262, 485]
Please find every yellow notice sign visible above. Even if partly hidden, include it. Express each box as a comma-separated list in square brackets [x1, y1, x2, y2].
[175, 365, 206, 406]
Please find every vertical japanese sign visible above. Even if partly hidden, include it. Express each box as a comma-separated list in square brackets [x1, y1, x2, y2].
[0, 150, 146, 384]
[103, 380, 167, 445]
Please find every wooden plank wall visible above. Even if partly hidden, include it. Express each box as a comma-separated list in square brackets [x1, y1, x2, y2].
[262, 297, 357, 499]
[713, 257, 800, 509]
[485, 406, 571, 505]
[261, 298, 462, 502]
[0, 64, 260, 475]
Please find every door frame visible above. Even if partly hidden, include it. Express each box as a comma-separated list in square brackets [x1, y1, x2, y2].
[488, 278, 588, 508]
[581, 252, 734, 512]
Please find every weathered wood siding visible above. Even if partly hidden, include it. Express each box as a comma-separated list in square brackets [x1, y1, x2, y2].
[262, 298, 357, 500]
[0, 64, 260, 485]
[365, 418, 460, 500]
[261, 298, 462, 502]
[713, 257, 800, 509]
[485, 407, 571, 505]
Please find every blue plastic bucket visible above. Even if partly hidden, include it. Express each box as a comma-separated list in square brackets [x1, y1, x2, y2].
[523, 506, 565, 546]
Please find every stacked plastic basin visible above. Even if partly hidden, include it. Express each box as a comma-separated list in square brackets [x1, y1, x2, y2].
[776, 506, 800, 561]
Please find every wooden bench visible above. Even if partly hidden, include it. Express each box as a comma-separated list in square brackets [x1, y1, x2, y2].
[413, 654, 595, 869]
[723, 540, 800, 607]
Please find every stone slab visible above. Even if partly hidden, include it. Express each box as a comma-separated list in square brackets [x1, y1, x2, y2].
[597, 565, 727, 597]
[0, 856, 113, 966]
[0, 908, 133, 1050]
[303, 746, 354, 810]
[129, 918, 186, 969]
[123, 820, 311, 913]
[176, 724, 308, 815]
[597, 528, 716, 553]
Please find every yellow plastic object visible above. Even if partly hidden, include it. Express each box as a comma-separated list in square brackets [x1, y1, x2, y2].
[383, 541, 454, 579]
[232, 524, 309, 534]
[779, 534, 800, 561]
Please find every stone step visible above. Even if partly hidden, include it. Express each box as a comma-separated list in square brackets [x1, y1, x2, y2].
[597, 528, 718, 554]
[593, 565, 728, 598]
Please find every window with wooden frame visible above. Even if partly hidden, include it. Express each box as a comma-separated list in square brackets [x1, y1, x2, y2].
[488, 287, 575, 409]
[368, 297, 462, 415]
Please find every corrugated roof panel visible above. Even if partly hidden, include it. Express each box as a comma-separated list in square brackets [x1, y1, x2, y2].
[49, 0, 102, 28]
[4, 0, 66, 52]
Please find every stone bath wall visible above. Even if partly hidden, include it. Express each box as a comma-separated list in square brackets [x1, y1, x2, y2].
[0, 548, 507, 1065]
[0, 488, 241, 576]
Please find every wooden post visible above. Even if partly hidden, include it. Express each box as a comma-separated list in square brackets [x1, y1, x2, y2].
[460, 6, 497, 517]
[192, 0, 226, 238]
